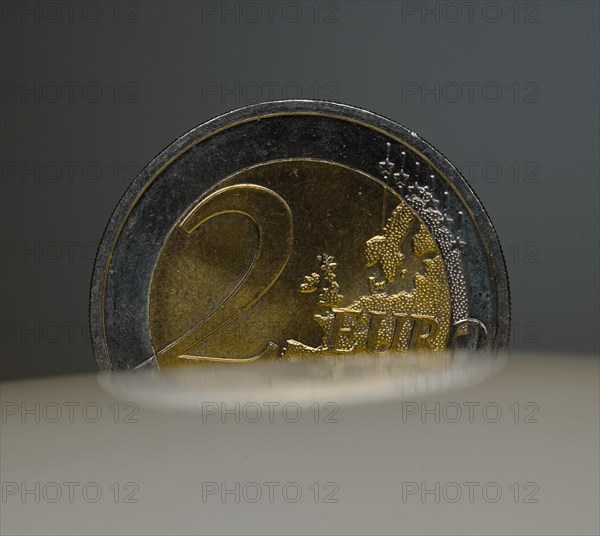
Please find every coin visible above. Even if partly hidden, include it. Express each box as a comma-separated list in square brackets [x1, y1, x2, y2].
[90, 100, 510, 371]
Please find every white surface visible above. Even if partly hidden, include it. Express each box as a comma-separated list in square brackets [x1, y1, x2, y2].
[1, 353, 599, 535]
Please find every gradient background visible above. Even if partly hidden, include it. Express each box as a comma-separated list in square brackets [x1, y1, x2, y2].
[1, 0, 598, 380]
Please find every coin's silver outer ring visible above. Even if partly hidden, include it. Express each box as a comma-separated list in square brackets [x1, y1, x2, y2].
[90, 100, 510, 371]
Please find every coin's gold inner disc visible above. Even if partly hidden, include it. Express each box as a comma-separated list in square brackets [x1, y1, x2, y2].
[149, 159, 451, 366]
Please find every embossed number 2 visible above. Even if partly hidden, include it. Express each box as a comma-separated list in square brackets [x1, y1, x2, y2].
[156, 184, 294, 363]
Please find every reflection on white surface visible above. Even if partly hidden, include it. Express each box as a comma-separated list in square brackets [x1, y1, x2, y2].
[98, 351, 507, 410]
[1, 353, 598, 536]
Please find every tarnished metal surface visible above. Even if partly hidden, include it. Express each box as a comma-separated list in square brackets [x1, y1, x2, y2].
[90, 100, 510, 371]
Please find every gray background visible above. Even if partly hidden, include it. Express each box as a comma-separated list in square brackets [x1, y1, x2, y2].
[1, 0, 598, 380]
